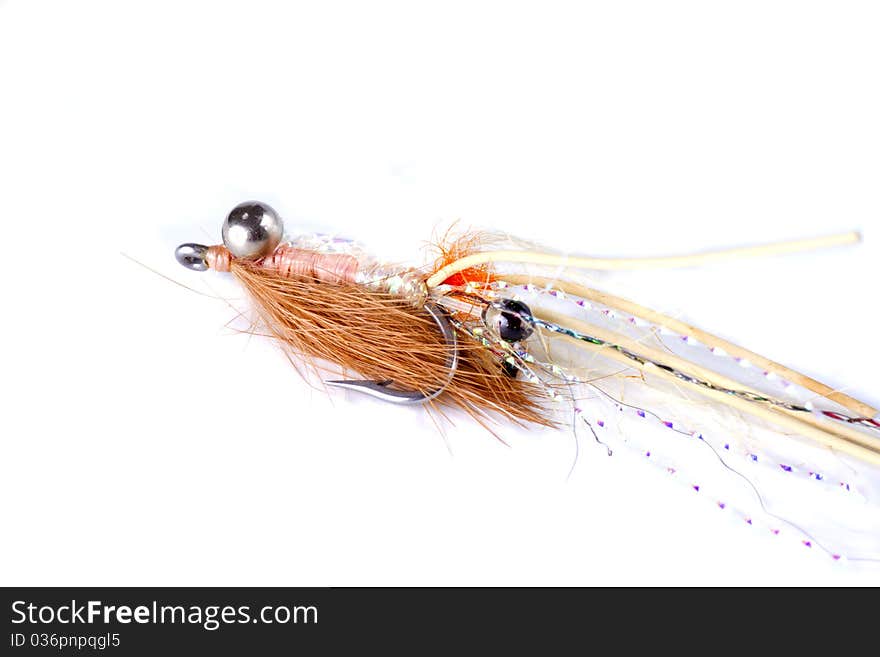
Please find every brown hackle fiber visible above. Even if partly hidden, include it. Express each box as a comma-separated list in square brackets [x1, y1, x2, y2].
[230, 260, 552, 429]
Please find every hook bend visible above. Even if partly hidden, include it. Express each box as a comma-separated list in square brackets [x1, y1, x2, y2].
[325, 302, 458, 405]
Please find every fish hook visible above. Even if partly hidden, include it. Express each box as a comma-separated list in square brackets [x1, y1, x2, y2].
[324, 302, 459, 405]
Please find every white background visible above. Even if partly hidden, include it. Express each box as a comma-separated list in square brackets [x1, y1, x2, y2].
[1, 1, 878, 585]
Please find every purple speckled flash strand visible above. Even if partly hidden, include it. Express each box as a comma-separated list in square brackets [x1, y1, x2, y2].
[437, 288, 869, 560]
[583, 409, 843, 561]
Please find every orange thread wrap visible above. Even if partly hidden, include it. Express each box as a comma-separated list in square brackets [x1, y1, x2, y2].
[206, 245, 231, 272]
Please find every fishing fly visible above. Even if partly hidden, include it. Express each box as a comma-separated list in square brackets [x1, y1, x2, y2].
[174, 201, 880, 562]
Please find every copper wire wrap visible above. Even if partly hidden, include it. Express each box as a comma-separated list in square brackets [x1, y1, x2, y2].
[263, 245, 360, 284]
[206, 244, 427, 304]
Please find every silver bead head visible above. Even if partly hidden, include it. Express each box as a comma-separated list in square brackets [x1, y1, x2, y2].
[221, 201, 284, 260]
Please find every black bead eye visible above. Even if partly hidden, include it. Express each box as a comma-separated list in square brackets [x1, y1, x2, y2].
[483, 298, 535, 343]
